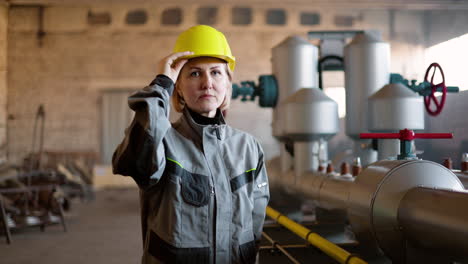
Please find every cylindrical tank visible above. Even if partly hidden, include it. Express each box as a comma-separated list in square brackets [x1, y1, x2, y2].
[283, 88, 339, 139]
[272, 36, 319, 103]
[344, 32, 390, 139]
[368, 83, 425, 160]
[368, 83, 424, 131]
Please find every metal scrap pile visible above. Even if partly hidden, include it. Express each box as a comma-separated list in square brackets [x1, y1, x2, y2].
[0, 105, 97, 244]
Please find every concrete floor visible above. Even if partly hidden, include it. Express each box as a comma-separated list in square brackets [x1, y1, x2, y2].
[0, 187, 142, 264]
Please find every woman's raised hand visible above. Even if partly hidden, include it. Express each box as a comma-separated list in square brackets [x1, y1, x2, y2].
[157, 51, 194, 82]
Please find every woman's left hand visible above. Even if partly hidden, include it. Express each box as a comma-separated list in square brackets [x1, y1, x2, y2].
[156, 51, 194, 82]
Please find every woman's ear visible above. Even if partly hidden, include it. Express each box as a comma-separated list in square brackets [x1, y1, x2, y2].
[174, 83, 181, 96]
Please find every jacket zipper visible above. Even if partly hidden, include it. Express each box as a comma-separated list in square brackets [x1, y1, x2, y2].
[212, 127, 220, 264]
[215, 126, 221, 140]
[207, 126, 220, 263]
[214, 129, 233, 263]
[211, 185, 217, 264]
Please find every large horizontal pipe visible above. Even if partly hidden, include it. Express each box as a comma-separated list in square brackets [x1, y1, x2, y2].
[269, 159, 468, 261]
[398, 187, 468, 260]
[279, 171, 353, 210]
[454, 172, 468, 188]
[316, 175, 352, 210]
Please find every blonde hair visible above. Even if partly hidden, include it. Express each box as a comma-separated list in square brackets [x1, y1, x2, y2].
[172, 60, 233, 113]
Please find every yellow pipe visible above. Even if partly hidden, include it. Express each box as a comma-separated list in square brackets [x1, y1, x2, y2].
[266, 206, 367, 264]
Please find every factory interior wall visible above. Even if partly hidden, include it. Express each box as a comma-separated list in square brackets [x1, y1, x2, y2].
[4, 4, 466, 187]
[0, 2, 7, 164]
[424, 10, 468, 48]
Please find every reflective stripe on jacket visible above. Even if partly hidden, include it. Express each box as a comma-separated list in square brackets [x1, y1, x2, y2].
[112, 75, 270, 264]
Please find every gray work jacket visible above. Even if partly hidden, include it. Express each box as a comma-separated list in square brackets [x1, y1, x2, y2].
[112, 75, 270, 264]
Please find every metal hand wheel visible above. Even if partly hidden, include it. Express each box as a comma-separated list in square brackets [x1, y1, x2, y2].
[424, 62, 447, 116]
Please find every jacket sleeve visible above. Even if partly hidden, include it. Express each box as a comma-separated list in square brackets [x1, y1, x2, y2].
[252, 141, 270, 245]
[112, 75, 173, 187]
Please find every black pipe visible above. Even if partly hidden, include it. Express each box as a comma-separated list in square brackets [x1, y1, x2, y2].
[318, 55, 344, 90]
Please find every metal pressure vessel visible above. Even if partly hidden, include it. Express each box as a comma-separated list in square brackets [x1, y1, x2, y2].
[368, 83, 425, 160]
[272, 36, 319, 103]
[368, 83, 424, 132]
[281, 87, 339, 174]
[344, 32, 390, 138]
[282, 88, 339, 140]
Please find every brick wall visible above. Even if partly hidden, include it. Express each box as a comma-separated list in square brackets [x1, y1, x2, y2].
[0, 1, 7, 163]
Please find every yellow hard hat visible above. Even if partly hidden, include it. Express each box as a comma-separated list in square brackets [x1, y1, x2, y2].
[173, 25, 236, 71]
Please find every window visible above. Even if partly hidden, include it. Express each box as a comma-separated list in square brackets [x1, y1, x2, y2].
[161, 8, 183, 25]
[101, 90, 135, 164]
[334, 15, 354, 27]
[266, 9, 286, 25]
[88, 11, 111, 25]
[197, 6, 218, 25]
[425, 33, 468, 91]
[125, 9, 148, 25]
[300, 12, 320, 25]
[232, 7, 252, 25]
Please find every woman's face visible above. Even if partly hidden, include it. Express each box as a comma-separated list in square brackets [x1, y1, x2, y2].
[177, 57, 230, 118]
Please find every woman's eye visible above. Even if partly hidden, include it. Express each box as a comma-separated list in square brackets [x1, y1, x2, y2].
[190, 71, 200, 77]
[212, 70, 221, 76]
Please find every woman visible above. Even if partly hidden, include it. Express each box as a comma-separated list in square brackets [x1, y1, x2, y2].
[112, 25, 270, 264]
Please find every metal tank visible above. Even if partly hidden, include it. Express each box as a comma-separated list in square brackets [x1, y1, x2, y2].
[368, 83, 424, 131]
[283, 88, 339, 140]
[344, 31, 390, 137]
[271, 36, 319, 139]
[345, 32, 390, 165]
[272, 36, 319, 103]
[368, 83, 425, 160]
[270, 36, 320, 173]
[281, 88, 339, 175]
[281, 88, 339, 176]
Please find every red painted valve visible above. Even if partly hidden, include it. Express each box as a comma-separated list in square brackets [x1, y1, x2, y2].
[360, 129, 453, 141]
[424, 62, 447, 116]
[360, 129, 453, 159]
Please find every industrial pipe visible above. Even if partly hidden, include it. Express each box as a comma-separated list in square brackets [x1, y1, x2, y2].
[398, 187, 468, 260]
[266, 206, 367, 264]
[454, 172, 468, 188]
[270, 158, 467, 262]
[280, 170, 352, 211]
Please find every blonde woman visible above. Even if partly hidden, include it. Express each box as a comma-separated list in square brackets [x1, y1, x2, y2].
[113, 25, 270, 264]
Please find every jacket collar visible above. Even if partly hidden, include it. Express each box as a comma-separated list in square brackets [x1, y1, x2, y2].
[179, 107, 227, 142]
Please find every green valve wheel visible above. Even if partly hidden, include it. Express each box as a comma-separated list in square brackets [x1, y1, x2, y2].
[231, 75, 278, 108]
[258, 75, 278, 107]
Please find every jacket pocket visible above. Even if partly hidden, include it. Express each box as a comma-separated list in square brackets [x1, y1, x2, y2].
[180, 171, 210, 207]
[148, 230, 211, 264]
[239, 240, 257, 264]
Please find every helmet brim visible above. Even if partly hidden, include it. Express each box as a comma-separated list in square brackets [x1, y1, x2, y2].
[177, 54, 236, 71]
